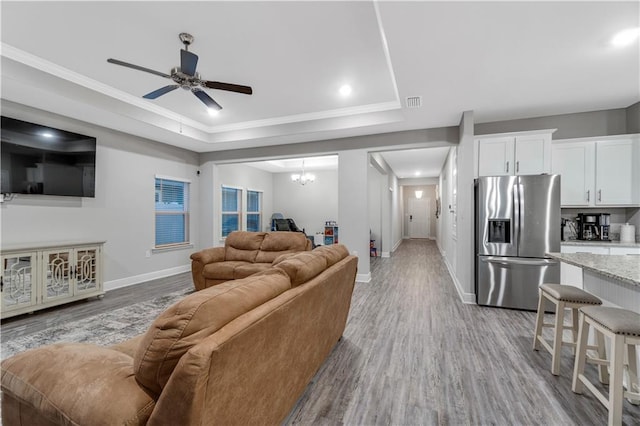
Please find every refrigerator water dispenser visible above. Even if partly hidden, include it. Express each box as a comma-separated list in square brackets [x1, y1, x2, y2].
[488, 219, 511, 243]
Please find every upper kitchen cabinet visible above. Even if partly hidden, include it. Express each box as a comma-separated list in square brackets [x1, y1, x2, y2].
[476, 131, 553, 177]
[551, 134, 640, 207]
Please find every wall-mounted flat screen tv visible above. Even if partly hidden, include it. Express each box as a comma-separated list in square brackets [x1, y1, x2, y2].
[1, 116, 96, 197]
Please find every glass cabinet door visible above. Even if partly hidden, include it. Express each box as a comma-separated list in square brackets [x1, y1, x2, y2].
[1, 252, 38, 313]
[74, 247, 100, 294]
[42, 249, 74, 303]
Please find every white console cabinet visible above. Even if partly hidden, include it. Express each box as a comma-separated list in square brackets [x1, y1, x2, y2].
[476, 130, 553, 177]
[552, 134, 640, 207]
[1, 241, 105, 319]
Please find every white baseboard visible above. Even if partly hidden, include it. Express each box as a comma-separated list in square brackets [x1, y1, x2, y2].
[356, 272, 372, 283]
[381, 251, 391, 258]
[104, 264, 191, 291]
[440, 255, 476, 304]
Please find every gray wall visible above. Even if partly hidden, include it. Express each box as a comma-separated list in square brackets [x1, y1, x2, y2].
[368, 166, 383, 250]
[272, 170, 338, 236]
[627, 102, 640, 134]
[1, 101, 200, 289]
[475, 108, 628, 140]
[338, 149, 371, 281]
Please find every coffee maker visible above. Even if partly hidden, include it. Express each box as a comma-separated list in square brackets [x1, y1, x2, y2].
[576, 213, 610, 241]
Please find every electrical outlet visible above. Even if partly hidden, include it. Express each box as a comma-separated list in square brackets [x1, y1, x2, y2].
[145, 250, 151, 258]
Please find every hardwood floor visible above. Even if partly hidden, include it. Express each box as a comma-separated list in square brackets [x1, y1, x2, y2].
[285, 239, 639, 425]
[2, 239, 639, 425]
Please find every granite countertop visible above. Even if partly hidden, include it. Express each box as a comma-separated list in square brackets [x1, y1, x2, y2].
[546, 252, 640, 287]
[561, 240, 640, 248]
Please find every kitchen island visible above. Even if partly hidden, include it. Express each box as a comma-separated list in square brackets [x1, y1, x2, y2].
[546, 252, 640, 314]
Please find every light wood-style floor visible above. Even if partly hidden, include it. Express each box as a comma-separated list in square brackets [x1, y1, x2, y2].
[2, 239, 639, 425]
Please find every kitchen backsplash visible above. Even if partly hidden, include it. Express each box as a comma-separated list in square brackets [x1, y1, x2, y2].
[561, 207, 640, 242]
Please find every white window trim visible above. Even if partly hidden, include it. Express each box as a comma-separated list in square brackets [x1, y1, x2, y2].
[155, 174, 191, 183]
[221, 184, 243, 239]
[246, 188, 263, 232]
[155, 176, 191, 250]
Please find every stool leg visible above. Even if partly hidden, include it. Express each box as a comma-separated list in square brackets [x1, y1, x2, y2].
[608, 335, 624, 426]
[596, 330, 609, 385]
[572, 312, 589, 394]
[551, 301, 566, 376]
[571, 308, 579, 355]
[533, 290, 545, 351]
[626, 343, 639, 405]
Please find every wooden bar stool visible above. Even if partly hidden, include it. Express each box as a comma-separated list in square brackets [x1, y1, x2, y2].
[533, 283, 603, 376]
[572, 306, 640, 426]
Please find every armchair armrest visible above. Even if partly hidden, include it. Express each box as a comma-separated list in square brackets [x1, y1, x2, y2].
[1, 343, 155, 426]
[190, 247, 226, 291]
[190, 247, 225, 264]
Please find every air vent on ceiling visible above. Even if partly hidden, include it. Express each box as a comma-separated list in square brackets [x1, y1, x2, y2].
[406, 96, 422, 108]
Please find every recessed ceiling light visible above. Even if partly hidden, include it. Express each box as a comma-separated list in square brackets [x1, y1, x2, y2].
[415, 171, 421, 176]
[611, 27, 640, 47]
[339, 84, 352, 97]
[41, 132, 53, 138]
[208, 108, 219, 116]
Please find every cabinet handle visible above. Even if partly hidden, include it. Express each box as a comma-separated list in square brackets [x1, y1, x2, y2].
[598, 189, 601, 202]
[587, 190, 590, 202]
[516, 161, 520, 173]
[505, 161, 509, 173]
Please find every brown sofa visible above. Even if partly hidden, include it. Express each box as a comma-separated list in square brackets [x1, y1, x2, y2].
[190, 231, 312, 291]
[1, 244, 357, 426]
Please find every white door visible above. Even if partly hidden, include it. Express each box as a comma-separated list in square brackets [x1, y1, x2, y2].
[408, 197, 430, 238]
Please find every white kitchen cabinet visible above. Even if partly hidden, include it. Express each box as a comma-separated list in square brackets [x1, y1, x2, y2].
[1, 241, 104, 319]
[477, 131, 553, 177]
[595, 139, 635, 205]
[552, 135, 640, 207]
[551, 141, 595, 206]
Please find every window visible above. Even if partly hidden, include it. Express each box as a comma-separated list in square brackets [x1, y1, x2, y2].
[246, 190, 263, 232]
[222, 186, 242, 238]
[155, 177, 189, 247]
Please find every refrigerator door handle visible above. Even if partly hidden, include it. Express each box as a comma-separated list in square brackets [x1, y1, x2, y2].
[480, 256, 559, 266]
[513, 182, 521, 254]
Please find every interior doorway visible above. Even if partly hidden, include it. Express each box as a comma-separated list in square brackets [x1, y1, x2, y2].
[408, 197, 430, 238]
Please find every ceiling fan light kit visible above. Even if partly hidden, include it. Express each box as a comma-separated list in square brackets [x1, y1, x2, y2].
[107, 33, 252, 111]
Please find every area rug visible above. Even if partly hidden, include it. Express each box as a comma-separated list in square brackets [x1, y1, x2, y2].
[1, 288, 192, 360]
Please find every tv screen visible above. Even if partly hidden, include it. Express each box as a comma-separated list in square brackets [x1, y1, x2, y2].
[1, 116, 96, 197]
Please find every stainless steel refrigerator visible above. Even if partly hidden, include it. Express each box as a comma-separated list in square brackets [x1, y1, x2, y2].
[475, 174, 560, 311]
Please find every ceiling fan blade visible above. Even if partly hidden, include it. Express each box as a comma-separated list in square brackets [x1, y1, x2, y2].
[193, 89, 222, 110]
[107, 58, 171, 79]
[181, 49, 198, 76]
[202, 80, 253, 95]
[143, 85, 179, 99]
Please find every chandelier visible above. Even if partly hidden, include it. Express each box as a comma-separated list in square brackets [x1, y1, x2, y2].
[291, 160, 315, 185]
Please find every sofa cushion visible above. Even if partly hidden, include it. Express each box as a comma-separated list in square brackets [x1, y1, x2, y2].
[203, 261, 251, 280]
[255, 232, 310, 263]
[133, 268, 291, 397]
[274, 251, 328, 287]
[313, 244, 349, 267]
[224, 231, 265, 262]
[234, 262, 272, 279]
[1, 343, 155, 426]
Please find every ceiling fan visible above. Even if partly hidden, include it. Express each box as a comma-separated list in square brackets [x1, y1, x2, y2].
[107, 33, 252, 111]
